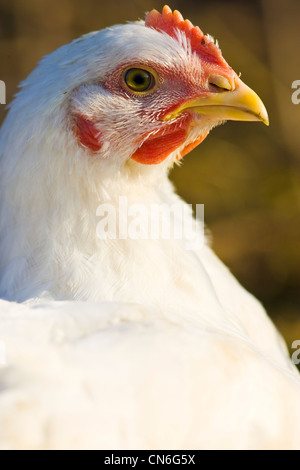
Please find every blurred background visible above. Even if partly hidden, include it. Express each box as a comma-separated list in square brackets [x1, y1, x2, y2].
[0, 0, 299, 363]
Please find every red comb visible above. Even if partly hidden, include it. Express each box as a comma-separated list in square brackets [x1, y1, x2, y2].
[145, 5, 227, 66]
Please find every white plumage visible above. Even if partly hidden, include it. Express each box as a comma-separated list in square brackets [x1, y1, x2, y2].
[0, 6, 299, 450]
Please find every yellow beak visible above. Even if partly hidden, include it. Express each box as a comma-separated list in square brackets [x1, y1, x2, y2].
[164, 76, 269, 126]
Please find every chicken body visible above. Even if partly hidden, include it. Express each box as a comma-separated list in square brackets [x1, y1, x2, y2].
[0, 6, 299, 450]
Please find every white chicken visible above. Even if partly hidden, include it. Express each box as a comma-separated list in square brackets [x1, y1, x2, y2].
[0, 6, 299, 450]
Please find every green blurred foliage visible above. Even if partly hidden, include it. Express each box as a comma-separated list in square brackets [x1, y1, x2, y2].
[0, 0, 299, 360]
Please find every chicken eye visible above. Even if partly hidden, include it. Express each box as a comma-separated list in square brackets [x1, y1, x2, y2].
[124, 68, 155, 93]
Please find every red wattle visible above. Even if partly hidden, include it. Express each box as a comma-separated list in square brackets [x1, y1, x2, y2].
[178, 131, 209, 159]
[132, 127, 188, 164]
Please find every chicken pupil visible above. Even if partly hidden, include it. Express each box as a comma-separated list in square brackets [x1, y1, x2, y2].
[133, 74, 145, 85]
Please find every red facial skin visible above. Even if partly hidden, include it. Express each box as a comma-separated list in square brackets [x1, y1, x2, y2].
[74, 81, 218, 165]
[75, 110, 209, 164]
[75, 111, 198, 164]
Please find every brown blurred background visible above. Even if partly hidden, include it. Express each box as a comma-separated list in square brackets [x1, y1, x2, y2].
[0, 0, 299, 364]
